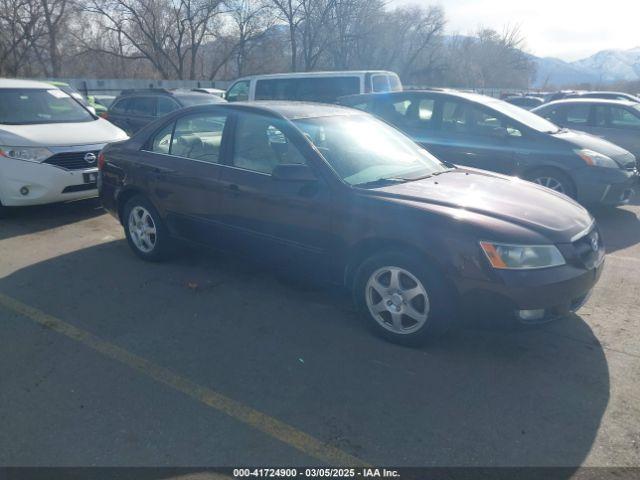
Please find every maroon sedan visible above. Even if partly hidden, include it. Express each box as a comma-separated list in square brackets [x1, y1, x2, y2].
[98, 102, 604, 344]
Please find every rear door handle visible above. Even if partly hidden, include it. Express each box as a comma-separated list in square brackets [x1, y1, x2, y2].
[227, 183, 240, 192]
[151, 166, 176, 174]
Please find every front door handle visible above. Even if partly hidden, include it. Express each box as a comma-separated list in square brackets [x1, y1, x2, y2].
[227, 184, 240, 192]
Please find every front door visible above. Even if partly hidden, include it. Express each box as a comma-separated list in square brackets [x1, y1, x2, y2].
[217, 111, 333, 275]
[424, 98, 519, 175]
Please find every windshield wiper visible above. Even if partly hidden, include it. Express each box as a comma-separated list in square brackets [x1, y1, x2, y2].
[354, 177, 411, 188]
[399, 168, 455, 182]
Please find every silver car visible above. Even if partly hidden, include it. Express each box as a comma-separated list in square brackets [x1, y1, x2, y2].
[533, 99, 640, 161]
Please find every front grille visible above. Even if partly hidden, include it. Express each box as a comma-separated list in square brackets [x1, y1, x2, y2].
[572, 228, 601, 268]
[44, 150, 100, 170]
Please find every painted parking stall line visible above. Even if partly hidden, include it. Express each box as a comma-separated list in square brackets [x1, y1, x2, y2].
[0, 292, 368, 467]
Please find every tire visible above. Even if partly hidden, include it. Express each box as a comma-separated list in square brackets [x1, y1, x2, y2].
[353, 250, 454, 346]
[122, 195, 172, 261]
[525, 168, 576, 199]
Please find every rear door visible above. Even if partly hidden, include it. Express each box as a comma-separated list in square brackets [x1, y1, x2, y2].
[590, 105, 640, 156]
[140, 109, 232, 246]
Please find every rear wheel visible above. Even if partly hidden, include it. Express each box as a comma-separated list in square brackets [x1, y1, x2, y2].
[123, 195, 172, 261]
[354, 251, 453, 345]
[526, 168, 576, 199]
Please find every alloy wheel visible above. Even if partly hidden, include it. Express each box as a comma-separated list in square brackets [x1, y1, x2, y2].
[365, 266, 430, 334]
[128, 205, 157, 253]
[533, 176, 566, 194]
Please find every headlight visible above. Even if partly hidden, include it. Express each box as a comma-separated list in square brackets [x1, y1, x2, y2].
[480, 241, 566, 269]
[0, 146, 53, 163]
[575, 149, 619, 169]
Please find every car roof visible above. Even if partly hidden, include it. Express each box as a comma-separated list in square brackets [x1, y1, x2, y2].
[232, 70, 397, 82]
[0, 78, 61, 89]
[540, 98, 639, 107]
[339, 89, 497, 104]
[175, 101, 362, 120]
[232, 101, 360, 119]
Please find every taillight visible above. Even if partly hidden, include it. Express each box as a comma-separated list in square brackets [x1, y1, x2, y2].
[97, 152, 106, 170]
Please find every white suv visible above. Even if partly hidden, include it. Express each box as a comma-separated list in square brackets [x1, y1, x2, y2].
[0, 79, 128, 216]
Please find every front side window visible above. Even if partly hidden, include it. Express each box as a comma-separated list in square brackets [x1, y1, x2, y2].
[565, 104, 591, 126]
[110, 98, 131, 114]
[372, 75, 390, 93]
[293, 114, 448, 186]
[0, 88, 95, 125]
[157, 97, 179, 117]
[375, 96, 435, 129]
[610, 107, 640, 129]
[232, 113, 306, 174]
[441, 100, 521, 137]
[128, 97, 155, 117]
[226, 81, 250, 102]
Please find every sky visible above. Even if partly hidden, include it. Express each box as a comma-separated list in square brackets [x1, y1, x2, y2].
[394, 0, 640, 61]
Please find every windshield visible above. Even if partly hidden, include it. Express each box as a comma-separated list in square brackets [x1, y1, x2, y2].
[487, 98, 561, 133]
[293, 114, 448, 186]
[0, 89, 94, 125]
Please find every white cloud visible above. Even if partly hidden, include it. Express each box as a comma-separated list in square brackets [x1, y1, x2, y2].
[393, 0, 640, 60]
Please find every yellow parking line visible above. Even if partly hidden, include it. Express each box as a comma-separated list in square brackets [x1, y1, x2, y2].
[0, 292, 368, 467]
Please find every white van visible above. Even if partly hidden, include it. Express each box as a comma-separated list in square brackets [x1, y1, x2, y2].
[225, 71, 402, 104]
[0, 79, 128, 216]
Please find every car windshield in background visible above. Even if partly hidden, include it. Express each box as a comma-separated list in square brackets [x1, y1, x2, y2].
[488, 99, 561, 133]
[178, 95, 223, 107]
[293, 114, 448, 186]
[0, 89, 94, 125]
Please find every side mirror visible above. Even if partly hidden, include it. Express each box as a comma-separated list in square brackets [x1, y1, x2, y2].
[491, 126, 509, 139]
[272, 164, 317, 182]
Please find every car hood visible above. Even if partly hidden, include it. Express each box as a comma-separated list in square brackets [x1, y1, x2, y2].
[365, 169, 593, 243]
[551, 128, 636, 167]
[0, 119, 128, 147]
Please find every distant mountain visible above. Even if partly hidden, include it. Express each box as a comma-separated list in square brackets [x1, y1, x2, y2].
[532, 47, 640, 88]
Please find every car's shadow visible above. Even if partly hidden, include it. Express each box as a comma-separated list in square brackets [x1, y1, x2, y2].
[0, 239, 610, 469]
[592, 205, 640, 253]
[0, 198, 105, 241]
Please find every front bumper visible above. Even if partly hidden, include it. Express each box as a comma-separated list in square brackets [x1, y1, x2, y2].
[457, 232, 605, 324]
[0, 156, 98, 207]
[574, 166, 638, 206]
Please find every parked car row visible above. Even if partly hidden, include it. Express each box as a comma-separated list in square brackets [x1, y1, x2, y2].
[0, 73, 634, 344]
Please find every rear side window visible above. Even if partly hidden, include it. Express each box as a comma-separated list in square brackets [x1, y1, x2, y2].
[149, 113, 228, 164]
[255, 77, 360, 103]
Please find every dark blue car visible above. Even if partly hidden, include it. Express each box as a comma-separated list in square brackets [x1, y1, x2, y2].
[338, 90, 638, 206]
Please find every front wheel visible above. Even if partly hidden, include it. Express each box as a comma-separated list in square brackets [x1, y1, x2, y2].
[353, 251, 452, 345]
[123, 195, 172, 261]
[526, 168, 576, 199]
